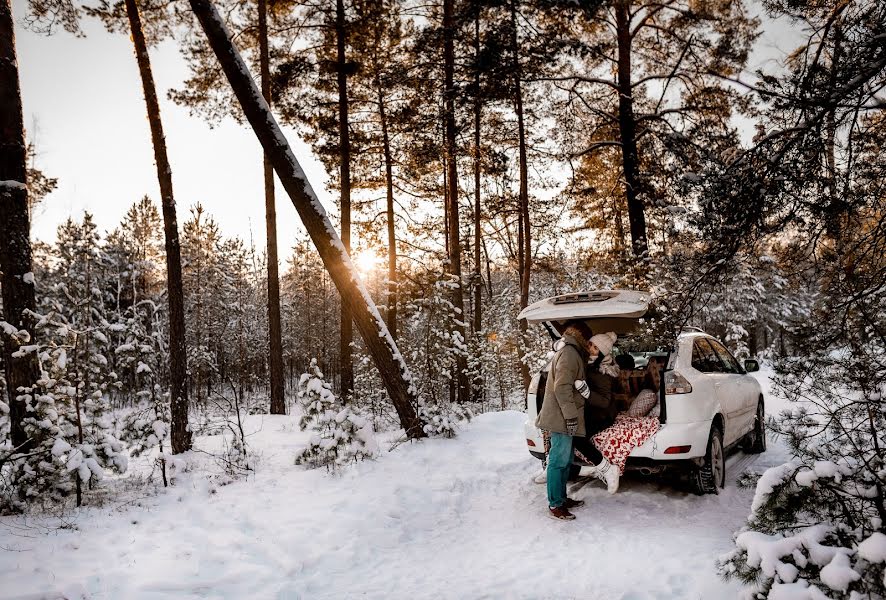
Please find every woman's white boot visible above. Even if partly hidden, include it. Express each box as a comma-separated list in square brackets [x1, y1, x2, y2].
[595, 458, 620, 494]
[578, 464, 598, 478]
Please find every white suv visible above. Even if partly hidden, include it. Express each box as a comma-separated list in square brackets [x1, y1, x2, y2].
[520, 290, 766, 494]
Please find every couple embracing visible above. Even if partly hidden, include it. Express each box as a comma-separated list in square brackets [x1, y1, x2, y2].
[536, 320, 661, 521]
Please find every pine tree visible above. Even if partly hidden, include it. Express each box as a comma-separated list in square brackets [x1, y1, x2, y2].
[170, 0, 287, 415]
[256, 0, 285, 416]
[181, 204, 222, 407]
[347, 0, 411, 340]
[99, 0, 192, 453]
[265, 0, 366, 399]
[711, 1, 886, 597]
[551, 0, 758, 261]
[39, 215, 129, 505]
[294, 359, 376, 470]
[2, 293, 128, 511]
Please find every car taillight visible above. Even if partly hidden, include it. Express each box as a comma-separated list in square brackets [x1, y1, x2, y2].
[664, 371, 693, 394]
[664, 445, 691, 454]
[527, 439, 536, 447]
[527, 376, 539, 410]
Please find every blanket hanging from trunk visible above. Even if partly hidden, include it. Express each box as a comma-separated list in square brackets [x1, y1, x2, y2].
[592, 414, 660, 475]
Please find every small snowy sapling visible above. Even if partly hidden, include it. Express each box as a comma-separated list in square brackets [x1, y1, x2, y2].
[294, 359, 378, 470]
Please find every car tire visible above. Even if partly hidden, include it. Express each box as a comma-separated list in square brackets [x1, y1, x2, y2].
[692, 426, 725, 495]
[743, 400, 766, 454]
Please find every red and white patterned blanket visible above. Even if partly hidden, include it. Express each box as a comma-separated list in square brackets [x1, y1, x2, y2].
[592, 414, 660, 475]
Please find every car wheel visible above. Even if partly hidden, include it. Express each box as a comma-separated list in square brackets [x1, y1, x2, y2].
[692, 426, 725, 495]
[743, 400, 766, 454]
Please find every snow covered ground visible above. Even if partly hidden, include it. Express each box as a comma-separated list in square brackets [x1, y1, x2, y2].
[1, 369, 788, 599]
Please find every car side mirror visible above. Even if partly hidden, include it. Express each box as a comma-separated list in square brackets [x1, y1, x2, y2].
[744, 359, 760, 373]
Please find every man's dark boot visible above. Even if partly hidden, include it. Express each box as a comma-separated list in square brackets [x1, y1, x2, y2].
[548, 505, 576, 521]
[563, 497, 585, 509]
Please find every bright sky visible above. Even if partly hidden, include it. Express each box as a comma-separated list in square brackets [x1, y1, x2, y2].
[13, 0, 804, 262]
[14, 2, 332, 260]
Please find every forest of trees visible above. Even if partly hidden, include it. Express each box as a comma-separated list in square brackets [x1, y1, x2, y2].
[1, 0, 885, 594]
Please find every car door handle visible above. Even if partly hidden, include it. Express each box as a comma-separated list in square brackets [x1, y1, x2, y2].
[714, 382, 721, 388]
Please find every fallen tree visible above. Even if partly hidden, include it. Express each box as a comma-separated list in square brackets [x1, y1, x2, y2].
[186, 0, 424, 438]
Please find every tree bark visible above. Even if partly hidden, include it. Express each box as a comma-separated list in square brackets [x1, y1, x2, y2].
[0, 0, 40, 450]
[124, 0, 191, 453]
[825, 19, 844, 254]
[258, 0, 286, 414]
[472, 14, 482, 337]
[377, 85, 398, 339]
[187, 0, 424, 437]
[335, 0, 354, 400]
[615, 0, 648, 259]
[511, 1, 531, 390]
[471, 13, 483, 400]
[442, 0, 469, 402]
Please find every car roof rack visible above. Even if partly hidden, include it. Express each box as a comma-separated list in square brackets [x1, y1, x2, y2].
[551, 291, 617, 305]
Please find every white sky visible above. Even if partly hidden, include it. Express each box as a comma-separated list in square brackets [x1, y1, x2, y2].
[13, 0, 805, 262]
[15, 3, 332, 260]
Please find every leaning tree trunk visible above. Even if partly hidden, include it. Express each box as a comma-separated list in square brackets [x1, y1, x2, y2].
[187, 0, 424, 438]
[615, 0, 648, 260]
[258, 0, 285, 415]
[124, 0, 191, 453]
[0, 0, 40, 450]
[335, 0, 354, 400]
[511, 1, 531, 390]
[442, 0, 469, 403]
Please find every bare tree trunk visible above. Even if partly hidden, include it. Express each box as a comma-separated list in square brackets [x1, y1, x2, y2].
[378, 86, 398, 339]
[825, 20, 844, 255]
[615, 0, 648, 259]
[471, 13, 485, 403]
[335, 0, 354, 400]
[238, 270, 246, 400]
[511, 1, 531, 390]
[442, 121, 449, 258]
[443, 0, 469, 402]
[188, 0, 424, 437]
[472, 14, 482, 337]
[124, 0, 191, 453]
[0, 0, 39, 450]
[613, 194, 626, 254]
[258, 0, 285, 414]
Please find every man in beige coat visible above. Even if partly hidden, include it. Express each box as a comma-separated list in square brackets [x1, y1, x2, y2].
[535, 320, 594, 520]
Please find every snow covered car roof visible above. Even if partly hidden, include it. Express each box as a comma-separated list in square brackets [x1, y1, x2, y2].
[517, 289, 650, 325]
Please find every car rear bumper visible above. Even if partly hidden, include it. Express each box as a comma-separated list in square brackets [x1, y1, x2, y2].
[629, 420, 711, 460]
[524, 418, 711, 462]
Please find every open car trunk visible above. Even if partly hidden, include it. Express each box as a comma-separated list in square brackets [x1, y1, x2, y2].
[521, 290, 671, 426]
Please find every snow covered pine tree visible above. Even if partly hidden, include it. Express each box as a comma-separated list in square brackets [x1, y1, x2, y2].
[295, 359, 377, 471]
[717, 307, 886, 598]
